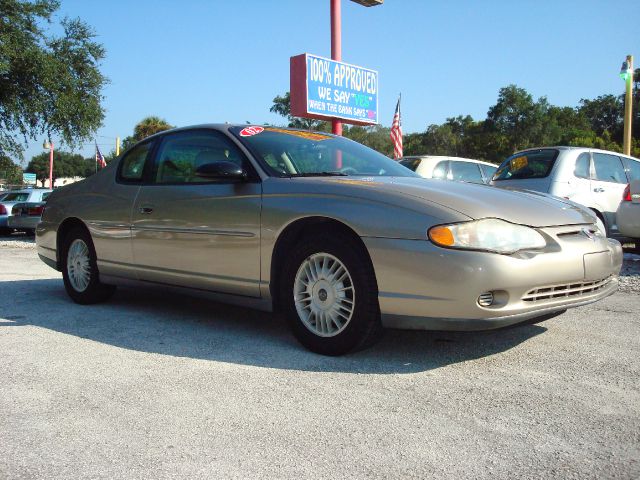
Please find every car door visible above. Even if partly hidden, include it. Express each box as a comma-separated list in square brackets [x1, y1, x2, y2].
[567, 151, 593, 205]
[90, 140, 153, 279]
[130, 129, 262, 297]
[590, 152, 629, 232]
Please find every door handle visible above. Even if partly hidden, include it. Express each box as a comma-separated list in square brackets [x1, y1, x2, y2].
[593, 188, 605, 193]
[139, 206, 154, 214]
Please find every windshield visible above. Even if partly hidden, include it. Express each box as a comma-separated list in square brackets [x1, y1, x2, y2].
[493, 149, 559, 181]
[231, 126, 416, 178]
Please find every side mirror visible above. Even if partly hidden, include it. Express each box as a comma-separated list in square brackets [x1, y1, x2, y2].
[195, 161, 247, 181]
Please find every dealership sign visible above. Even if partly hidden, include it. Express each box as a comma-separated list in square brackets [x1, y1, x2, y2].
[23, 173, 37, 185]
[290, 53, 378, 125]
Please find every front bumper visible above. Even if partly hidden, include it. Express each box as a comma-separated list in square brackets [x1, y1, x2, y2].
[363, 228, 623, 331]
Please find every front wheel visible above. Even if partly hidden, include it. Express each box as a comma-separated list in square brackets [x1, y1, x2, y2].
[62, 227, 116, 304]
[281, 234, 382, 355]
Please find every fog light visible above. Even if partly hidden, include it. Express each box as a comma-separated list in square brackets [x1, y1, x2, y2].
[478, 292, 494, 307]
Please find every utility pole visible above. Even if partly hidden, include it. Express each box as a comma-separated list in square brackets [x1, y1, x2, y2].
[620, 55, 634, 156]
[330, 0, 342, 137]
[43, 140, 54, 188]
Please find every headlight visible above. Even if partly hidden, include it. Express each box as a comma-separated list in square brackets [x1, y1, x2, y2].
[428, 218, 546, 254]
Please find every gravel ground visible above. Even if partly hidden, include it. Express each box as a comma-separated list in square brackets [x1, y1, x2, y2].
[1, 235, 639, 479]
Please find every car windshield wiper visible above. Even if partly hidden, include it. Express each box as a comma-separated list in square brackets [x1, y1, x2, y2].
[288, 171, 348, 177]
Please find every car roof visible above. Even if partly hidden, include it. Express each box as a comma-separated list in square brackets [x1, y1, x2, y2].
[512, 146, 639, 161]
[401, 155, 497, 167]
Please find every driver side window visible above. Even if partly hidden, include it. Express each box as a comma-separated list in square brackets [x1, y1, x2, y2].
[152, 130, 247, 184]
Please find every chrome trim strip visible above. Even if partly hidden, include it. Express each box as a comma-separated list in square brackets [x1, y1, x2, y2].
[133, 226, 255, 237]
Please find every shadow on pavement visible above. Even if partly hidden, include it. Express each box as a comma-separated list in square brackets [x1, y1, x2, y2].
[0, 278, 547, 374]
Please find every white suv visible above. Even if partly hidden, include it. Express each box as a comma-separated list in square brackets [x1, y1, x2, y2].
[491, 147, 640, 236]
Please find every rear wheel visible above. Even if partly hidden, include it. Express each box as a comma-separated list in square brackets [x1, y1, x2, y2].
[0, 227, 12, 236]
[281, 233, 382, 355]
[62, 227, 116, 304]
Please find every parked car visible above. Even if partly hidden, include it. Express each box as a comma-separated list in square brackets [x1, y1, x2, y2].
[36, 125, 622, 355]
[0, 188, 52, 235]
[616, 180, 640, 241]
[399, 155, 498, 184]
[8, 198, 50, 235]
[491, 147, 640, 237]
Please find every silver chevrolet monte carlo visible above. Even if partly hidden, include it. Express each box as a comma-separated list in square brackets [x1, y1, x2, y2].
[36, 125, 623, 355]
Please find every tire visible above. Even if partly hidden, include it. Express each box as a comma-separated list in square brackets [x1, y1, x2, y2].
[61, 226, 116, 304]
[24, 229, 35, 236]
[0, 227, 13, 236]
[591, 210, 608, 237]
[281, 233, 382, 355]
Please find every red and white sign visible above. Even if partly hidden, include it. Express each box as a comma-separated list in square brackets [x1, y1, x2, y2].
[239, 126, 264, 137]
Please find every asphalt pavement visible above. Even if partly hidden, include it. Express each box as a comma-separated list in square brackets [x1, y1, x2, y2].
[1, 236, 639, 479]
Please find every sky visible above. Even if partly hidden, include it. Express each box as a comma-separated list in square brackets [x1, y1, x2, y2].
[20, 0, 640, 163]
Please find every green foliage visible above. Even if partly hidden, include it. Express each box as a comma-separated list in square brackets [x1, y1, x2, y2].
[0, 154, 23, 185]
[116, 116, 174, 155]
[0, 0, 108, 159]
[271, 83, 640, 162]
[343, 125, 393, 156]
[26, 151, 95, 186]
[270, 92, 331, 131]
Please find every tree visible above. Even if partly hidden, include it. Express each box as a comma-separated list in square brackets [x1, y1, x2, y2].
[485, 85, 551, 158]
[343, 125, 393, 156]
[0, 0, 108, 159]
[0, 155, 23, 185]
[270, 92, 330, 131]
[578, 95, 623, 140]
[26, 151, 93, 187]
[119, 116, 174, 152]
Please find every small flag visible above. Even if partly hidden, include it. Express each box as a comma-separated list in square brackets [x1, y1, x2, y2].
[390, 95, 403, 159]
[95, 142, 106, 169]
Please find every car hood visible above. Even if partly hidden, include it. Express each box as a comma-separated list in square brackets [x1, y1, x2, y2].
[315, 176, 595, 227]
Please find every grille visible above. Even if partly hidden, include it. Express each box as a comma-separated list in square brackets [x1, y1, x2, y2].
[522, 276, 612, 302]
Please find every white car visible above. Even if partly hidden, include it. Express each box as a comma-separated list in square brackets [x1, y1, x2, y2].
[492, 147, 640, 237]
[0, 188, 52, 235]
[617, 180, 640, 241]
[399, 155, 497, 184]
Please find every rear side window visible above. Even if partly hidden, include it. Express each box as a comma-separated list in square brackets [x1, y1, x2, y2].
[432, 160, 448, 179]
[593, 153, 627, 183]
[493, 149, 559, 181]
[119, 141, 153, 182]
[399, 158, 421, 172]
[450, 161, 484, 184]
[480, 164, 497, 182]
[574, 152, 591, 179]
[3, 193, 29, 202]
[622, 157, 640, 181]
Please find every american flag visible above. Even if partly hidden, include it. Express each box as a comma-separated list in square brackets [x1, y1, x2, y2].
[390, 95, 403, 159]
[95, 142, 106, 169]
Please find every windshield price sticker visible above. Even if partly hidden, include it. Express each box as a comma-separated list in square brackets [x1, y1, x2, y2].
[239, 126, 264, 137]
